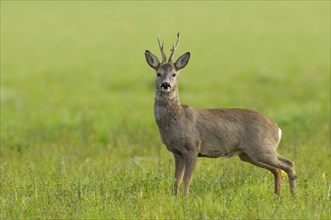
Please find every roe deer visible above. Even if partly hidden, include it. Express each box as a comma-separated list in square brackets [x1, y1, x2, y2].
[144, 33, 296, 196]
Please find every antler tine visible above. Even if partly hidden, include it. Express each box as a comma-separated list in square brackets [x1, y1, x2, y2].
[157, 34, 167, 64]
[168, 32, 180, 63]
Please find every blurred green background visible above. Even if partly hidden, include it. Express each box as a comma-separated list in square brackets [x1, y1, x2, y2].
[1, 1, 330, 219]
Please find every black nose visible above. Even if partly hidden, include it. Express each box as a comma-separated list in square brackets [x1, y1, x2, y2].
[161, 82, 171, 89]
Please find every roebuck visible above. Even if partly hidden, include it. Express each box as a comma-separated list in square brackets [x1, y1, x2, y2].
[144, 33, 296, 196]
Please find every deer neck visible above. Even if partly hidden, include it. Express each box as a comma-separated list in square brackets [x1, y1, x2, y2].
[154, 89, 182, 125]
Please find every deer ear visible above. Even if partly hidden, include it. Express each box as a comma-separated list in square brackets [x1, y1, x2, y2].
[174, 52, 190, 70]
[145, 50, 160, 70]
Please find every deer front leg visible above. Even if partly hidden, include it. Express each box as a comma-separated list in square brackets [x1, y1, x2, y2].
[173, 153, 185, 196]
[183, 152, 197, 197]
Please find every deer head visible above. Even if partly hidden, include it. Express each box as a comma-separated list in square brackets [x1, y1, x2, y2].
[145, 33, 190, 93]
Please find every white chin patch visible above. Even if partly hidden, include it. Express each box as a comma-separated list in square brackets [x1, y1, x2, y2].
[161, 87, 171, 92]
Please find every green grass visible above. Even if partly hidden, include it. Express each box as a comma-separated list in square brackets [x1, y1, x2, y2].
[1, 1, 330, 219]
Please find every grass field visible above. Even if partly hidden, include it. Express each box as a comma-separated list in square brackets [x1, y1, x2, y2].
[1, 1, 330, 219]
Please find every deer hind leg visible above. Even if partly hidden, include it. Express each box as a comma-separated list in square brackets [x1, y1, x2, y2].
[239, 153, 282, 195]
[173, 153, 185, 196]
[276, 155, 296, 196]
[253, 153, 296, 196]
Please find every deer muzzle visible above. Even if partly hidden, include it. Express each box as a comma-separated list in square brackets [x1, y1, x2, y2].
[161, 82, 171, 92]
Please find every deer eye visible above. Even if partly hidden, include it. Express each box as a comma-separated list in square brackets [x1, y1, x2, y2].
[157, 73, 161, 77]
[172, 73, 177, 77]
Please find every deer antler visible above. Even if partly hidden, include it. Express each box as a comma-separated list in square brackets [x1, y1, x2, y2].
[168, 32, 180, 63]
[157, 34, 167, 64]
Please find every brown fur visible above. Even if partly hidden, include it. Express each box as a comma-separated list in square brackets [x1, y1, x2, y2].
[145, 34, 296, 197]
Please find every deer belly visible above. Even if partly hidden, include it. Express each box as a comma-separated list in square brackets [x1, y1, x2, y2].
[198, 147, 242, 158]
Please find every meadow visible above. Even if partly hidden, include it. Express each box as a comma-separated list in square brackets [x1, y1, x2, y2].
[1, 1, 330, 219]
